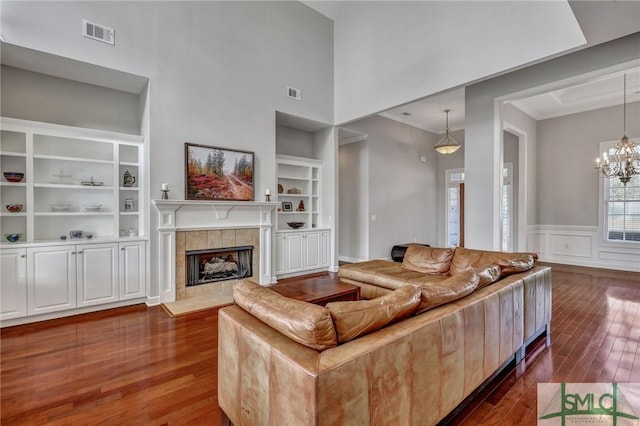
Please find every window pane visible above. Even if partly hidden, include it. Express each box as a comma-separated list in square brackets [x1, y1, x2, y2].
[448, 187, 459, 246]
[608, 202, 625, 215]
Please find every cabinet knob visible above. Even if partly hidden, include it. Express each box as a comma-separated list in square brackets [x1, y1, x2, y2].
[20, 254, 26, 258]
[121, 247, 125, 250]
[71, 251, 76, 254]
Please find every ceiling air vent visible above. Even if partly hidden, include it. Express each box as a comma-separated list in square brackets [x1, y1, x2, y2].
[287, 86, 302, 101]
[83, 19, 115, 45]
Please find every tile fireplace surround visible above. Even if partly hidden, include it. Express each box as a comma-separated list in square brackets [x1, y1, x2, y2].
[152, 200, 278, 303]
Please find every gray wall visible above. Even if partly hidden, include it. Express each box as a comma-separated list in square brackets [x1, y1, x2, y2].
[1, 1, 334, 297]
[338, 140, 368, 261]
[503, 130, 519, 249]
[537, 101, 640, 226]
[275, 126, 314, 159]
[338, 115, 437, 260]
[1, 65, 141, 134]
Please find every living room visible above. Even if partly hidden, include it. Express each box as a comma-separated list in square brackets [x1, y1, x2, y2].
[1, 1, 640, 424]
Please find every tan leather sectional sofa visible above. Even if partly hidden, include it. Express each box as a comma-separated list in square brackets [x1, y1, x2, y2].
[218, 245, 552, 425]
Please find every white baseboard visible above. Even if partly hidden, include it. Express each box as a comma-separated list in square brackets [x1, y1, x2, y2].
[146, 296, 161, 306]
[338, 255, 367, 264]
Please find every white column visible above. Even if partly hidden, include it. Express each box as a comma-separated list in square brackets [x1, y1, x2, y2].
[464, 87, 502, 250]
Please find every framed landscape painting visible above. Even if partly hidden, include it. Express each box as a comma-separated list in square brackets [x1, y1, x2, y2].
[185, 143, 254, 201]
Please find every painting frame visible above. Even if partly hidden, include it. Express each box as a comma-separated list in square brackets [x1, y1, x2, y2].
[282, 201, 293, 212]
[185, 143, 255, 201]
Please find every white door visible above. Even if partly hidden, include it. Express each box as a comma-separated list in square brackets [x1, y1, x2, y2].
[1, 248, 27, 320]
[275, 234, 287, 275]
[286, 233, 304, 273]
[28, 246, 77, 315]
[304, 232, 321, 269]
[77, 243, 118, 307]
[119, 241, 146, 300]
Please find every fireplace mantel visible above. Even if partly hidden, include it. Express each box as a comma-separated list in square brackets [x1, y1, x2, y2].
[152, 199, 279, 303]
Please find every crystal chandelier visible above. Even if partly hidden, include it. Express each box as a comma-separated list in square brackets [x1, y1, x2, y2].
[434, 109, 461, 154]
[594, 74, 639, 185]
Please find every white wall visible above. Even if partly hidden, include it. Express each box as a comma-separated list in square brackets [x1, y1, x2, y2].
[1, 1, 334, 298]
[464, 33, 640, 250]
[338, 115, 437, 260]
[333, 1, 585, 124]
[1, 65, 141, 134]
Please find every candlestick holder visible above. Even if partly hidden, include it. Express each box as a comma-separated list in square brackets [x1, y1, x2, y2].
[265, 194, 271, 202]
[161, 189, 170, 200]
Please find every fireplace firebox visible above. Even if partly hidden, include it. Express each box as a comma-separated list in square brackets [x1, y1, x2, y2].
[185, 245, 254, 286]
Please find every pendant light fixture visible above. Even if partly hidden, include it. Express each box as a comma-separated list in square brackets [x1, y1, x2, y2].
[434, 109, 461, 154]
[594, 73, 639, 185]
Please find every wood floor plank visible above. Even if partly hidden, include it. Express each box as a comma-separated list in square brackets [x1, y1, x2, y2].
[2, 263, 639, 425]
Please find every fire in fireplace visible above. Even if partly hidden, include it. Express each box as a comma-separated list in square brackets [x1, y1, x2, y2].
[185, 245, 254, 286]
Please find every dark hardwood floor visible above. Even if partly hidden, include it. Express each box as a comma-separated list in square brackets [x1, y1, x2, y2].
[2, 263, 639, 425]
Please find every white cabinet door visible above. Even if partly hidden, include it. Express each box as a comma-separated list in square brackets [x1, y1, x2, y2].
[320, 230, 330, 268]
[1, 248, 27, 320]
[303, 232, 321, 269]
[119, 241, 146, 300]
[77, 243, 118, 307]
[27, 246, 76, 315]
[285, 233, 304, 273]
[275, 234, 287, 275]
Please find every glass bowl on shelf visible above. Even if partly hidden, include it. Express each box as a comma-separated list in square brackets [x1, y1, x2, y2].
[49, 204, 72, 212]
[4, 233, 22, 242]
[3, 172, 24, 183]
[82, 203, 103, 212]
[6, 204, 23, 213]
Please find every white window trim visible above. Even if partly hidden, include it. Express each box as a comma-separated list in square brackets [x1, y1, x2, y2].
[445, 168, 464, 248]
[598, 138, 640, 246]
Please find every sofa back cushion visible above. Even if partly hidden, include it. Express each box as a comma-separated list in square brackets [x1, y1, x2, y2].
[473, 263, 502, 288]
[402, 244, 455, 274]
[326, 285, 421, 343]
[233, 280, 338, 351]
[450, 247, 535, 277]
[416, 270, 479, 314]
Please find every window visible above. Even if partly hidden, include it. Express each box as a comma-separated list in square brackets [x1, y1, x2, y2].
[501, 164, 513, 252]
[602, 141, 640, 242]
[446, 169, 464, 247]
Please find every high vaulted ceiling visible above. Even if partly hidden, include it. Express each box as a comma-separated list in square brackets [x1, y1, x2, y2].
[301, 0, 640, 133]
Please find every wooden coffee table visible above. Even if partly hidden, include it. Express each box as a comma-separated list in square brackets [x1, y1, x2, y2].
[268, 277, 360, 306]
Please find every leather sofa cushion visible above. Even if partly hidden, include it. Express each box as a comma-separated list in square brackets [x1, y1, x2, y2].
[339, 259, 446, 291]
[402, 244, 454, 274]
[416, 270, 479, 314]
[233, 280, 338, 351]
[326, 285, 421, 343]
[497, 256, 535, 275]
[450, 247, 535, 277]
[473, 263, 502, 288]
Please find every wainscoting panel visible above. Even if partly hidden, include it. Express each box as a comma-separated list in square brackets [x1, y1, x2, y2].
[527, 225, 640, 272]
[548, 234, 592, 258]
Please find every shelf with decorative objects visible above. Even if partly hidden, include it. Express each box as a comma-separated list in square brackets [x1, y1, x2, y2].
[276, 154, 321, 232]
[0, 117, 146, 245]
